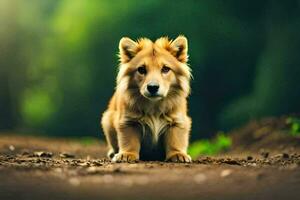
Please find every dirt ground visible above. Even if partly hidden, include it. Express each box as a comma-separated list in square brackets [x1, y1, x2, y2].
[1, 117, 300, 200]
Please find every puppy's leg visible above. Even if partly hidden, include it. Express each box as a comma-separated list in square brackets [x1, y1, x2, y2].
[112, 125, 141, 162]
[101, 111, 119, 159]
[165, 118, 192, 163]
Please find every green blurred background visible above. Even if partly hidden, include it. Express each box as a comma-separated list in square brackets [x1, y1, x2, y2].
[0, 0, 300, 140]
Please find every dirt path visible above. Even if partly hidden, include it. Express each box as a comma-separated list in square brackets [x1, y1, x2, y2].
[1, 135, 300, 200]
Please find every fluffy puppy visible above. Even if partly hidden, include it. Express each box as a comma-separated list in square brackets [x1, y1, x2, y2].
[101, 36, 192, 162]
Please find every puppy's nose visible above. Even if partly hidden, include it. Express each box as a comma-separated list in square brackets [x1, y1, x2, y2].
[147, 83, 159, 95]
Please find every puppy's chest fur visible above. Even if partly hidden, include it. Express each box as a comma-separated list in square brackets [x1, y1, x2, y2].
[139, 115, 171, 144]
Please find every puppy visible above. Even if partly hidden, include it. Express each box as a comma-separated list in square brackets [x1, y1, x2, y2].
[101, 36, 192, 162]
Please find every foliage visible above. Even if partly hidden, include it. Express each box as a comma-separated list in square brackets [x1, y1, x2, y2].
[188, 132, 232, 159]
[286, 117, 300, 136]
[0, 1, 300, 138]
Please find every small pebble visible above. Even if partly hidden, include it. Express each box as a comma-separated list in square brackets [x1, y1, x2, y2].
[8, 145, 15, 151]
[86, 166, 98, 173]
[221, 169, 232, 177]
[59, 152, 75, 158]
[249, 163, 257, 167]
[34, 151, 53, 157]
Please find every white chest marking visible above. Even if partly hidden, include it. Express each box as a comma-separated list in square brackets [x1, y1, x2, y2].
[141, 115, 168, 143]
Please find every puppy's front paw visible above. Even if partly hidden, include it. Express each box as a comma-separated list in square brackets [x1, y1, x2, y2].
[112, 152, 139, 163]
[166, 152, 192, 163]
[107, 149, 116, 159]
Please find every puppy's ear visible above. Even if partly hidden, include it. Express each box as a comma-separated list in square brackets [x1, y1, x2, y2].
[169, 36, 188, 63]
[119, 37, 138, 63]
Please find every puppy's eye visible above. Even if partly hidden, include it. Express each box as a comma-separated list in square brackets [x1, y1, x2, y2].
[137, 65, 147, 75]
[161, 66, 171, 74]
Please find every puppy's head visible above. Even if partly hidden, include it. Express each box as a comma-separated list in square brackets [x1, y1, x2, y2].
[117, 36, 191, 101]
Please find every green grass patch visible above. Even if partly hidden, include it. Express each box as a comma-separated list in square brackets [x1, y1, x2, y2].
[286, 117, 300, 136]
[74, 137, 99, 146]
[188, 132, 232, 159]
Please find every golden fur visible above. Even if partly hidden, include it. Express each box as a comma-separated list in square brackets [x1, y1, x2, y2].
[101, 36, 192, 162]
